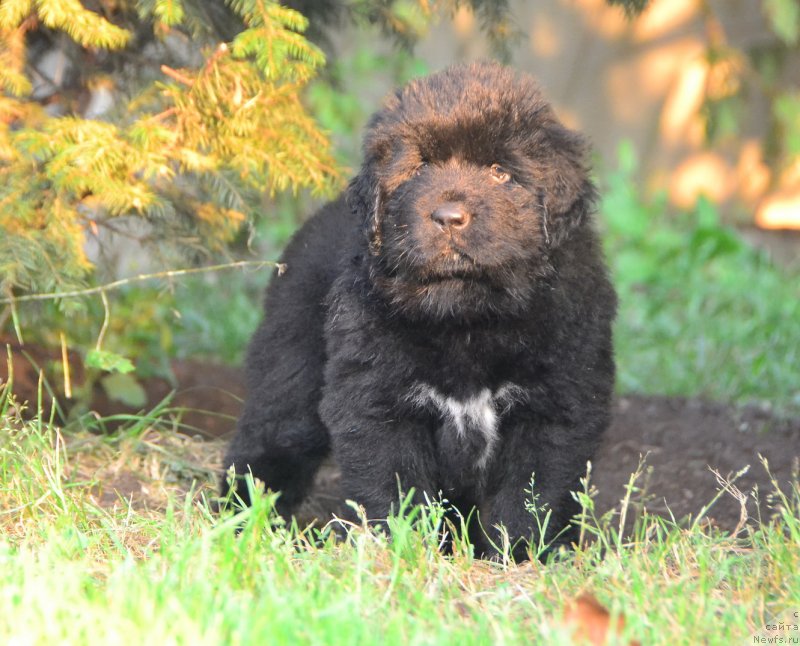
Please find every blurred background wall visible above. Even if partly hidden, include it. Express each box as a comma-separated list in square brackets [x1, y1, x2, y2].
[339, 0, 800, 240]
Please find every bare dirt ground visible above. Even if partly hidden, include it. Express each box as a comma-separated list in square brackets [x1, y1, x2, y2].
[593, 395, 799, 530]
[4, 350, 799, 532]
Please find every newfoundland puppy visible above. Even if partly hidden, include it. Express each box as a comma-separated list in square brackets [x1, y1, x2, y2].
[222, 62, 617, 560]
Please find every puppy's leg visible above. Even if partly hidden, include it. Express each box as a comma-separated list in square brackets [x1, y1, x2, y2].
[222, 401, 328, 517]
[481, 419, 597, 561]
[322, 399, 438, 526]
[221, 323, 329, 518]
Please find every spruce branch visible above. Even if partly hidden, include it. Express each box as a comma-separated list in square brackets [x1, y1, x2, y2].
[35, 0, 132, 49]
[1, 0, 341, 299]
[0, 0, 34, 30]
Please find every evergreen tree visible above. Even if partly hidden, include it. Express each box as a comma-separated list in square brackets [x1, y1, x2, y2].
[0, 0, 338, 300]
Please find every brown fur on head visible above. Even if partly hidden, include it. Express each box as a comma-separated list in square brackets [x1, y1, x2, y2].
[346, 61, 597, 321]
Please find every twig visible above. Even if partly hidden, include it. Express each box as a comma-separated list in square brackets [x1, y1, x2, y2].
[96, 290, 110, 351]
[160, 65, 195, 87]
[80, 215, 151, 243]
[59, 332, 72, 399]
[143, 107, 178, 123]
[0, 260, 284, 305]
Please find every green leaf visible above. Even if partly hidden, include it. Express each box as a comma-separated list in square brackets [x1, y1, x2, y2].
[764, 0, 800, 45]
[617, 139, 638, 175]
[614, 249, 659, 287]
[774, 92, 800, 156]
[85, 349, 135, 374]
[693, 195, 720, 229]
[100, 372, 147, 408]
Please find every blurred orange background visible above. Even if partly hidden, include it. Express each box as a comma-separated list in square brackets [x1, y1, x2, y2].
[403, 0, 800, 231]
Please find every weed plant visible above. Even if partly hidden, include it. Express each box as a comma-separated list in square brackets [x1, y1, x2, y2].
[602, 143, 800, 411]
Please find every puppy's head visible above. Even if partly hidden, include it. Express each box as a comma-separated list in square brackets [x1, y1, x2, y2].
[347, 62, 596, 321]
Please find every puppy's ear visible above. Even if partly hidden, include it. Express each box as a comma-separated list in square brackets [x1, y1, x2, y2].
[346, 169, 382, 255]
[346, 130, 391, 255]
[538, 124, 597, 248]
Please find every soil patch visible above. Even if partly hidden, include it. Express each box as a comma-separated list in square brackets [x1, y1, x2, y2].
[594, 396, 799, 529]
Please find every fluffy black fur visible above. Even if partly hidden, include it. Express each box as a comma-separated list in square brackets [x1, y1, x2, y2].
[222, 62, 617, 559]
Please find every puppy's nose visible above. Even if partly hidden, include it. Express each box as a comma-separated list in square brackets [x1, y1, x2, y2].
[431, 202, 470, 231]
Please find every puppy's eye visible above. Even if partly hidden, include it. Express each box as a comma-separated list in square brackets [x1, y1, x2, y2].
[415, 160, 429, 176]
[490, 164, 511, 184]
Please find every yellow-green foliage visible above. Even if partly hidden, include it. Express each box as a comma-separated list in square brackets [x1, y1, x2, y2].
[0, 0, 340, 296]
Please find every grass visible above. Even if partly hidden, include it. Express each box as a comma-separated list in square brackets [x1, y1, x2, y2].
[1, 377, 799, 645]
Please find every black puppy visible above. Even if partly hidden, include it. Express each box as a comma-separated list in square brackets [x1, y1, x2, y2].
[222, 62, 617, 559]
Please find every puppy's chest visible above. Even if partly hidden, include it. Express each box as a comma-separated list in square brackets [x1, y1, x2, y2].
[407, 383, 525, 471]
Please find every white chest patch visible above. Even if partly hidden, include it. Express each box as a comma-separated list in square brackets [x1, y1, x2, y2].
[407, 383, 525, 469]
